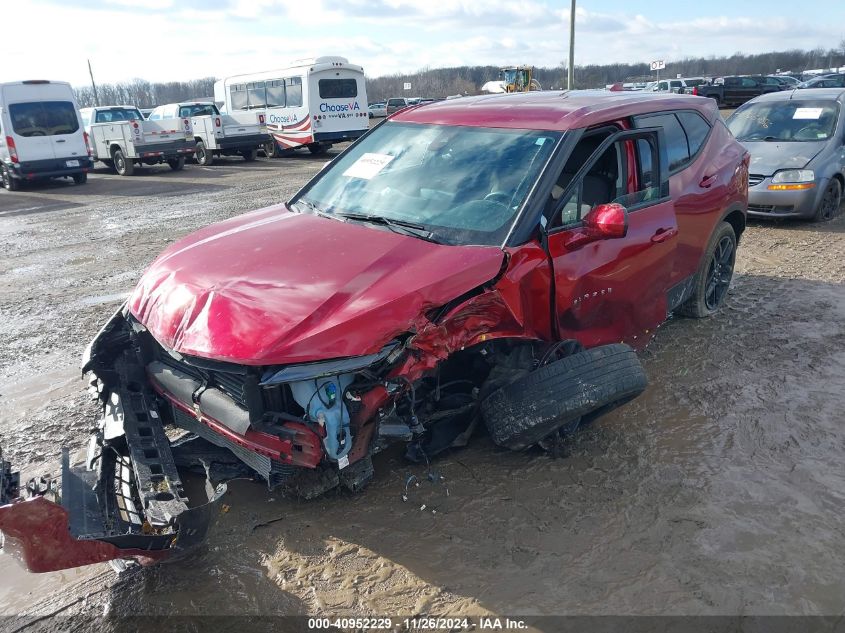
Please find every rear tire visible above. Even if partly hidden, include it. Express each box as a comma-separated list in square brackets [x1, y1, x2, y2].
[1, 164, 20, 191]
[241, 148, 258, 162]
[72, 172, 87, 185]
[112, 149, 134, 176]
[196, 140, 214, 166]
[813, 178, 841, 222]
[167, 156, 186, 171]
[481, 344, 647, 451]
[677, 221, 736, 318]
[308, 143, 328, 156]
[262, 140, 278, 158]
[102, 159, 116, 172]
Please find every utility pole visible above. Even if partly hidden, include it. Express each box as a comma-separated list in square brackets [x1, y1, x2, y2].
[87, 59, 100, 107]
[567, 0, 576, 89]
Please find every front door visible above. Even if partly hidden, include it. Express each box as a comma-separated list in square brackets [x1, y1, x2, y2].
[545, 127, 678, 350]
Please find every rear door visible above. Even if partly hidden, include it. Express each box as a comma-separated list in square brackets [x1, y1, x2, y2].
[545, 127, 678, 349]
[6, 100, 57, 161]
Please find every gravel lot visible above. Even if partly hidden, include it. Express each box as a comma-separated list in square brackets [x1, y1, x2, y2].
[0, 141, 844, 628]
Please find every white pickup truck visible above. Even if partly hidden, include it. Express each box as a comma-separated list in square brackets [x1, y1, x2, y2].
[148, 102, 269, 166]
[80, 106, 194, 176]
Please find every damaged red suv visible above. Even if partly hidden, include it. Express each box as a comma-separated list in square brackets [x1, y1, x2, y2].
[0, 91, 748, 573]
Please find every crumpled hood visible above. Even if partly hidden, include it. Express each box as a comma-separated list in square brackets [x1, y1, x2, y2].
[743, 140, 827, 176]
[129, 205, 505, 365]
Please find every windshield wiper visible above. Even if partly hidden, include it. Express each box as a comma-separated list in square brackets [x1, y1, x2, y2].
[334, 212, 437, 242]
[292, 199, 333, 218]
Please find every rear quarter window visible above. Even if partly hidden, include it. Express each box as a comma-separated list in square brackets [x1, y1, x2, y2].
[9, 101, 79, 137]
[676, 111, 711, 157]
[633, 112, 690, 171]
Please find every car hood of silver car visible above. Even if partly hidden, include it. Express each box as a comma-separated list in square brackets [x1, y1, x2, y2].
[744, 140, 828, 176]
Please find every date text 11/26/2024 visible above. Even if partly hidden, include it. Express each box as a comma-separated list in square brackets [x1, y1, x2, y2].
[307, 617, 528, 630]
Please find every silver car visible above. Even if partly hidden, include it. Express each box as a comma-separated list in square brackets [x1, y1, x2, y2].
[727, 88, 845, 221]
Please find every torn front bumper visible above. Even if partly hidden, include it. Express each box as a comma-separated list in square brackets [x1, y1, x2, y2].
[0, 382, 227, 573]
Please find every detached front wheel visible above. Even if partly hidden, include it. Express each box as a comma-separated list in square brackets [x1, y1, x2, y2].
[481, 344, 648, 451]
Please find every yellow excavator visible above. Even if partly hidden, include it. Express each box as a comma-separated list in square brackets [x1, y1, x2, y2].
[500, 66, 542, 92]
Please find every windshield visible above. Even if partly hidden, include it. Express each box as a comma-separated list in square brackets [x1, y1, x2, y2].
[179, 104, 219, 117]
[94, 108, 144, 123]
[294, 121, 561, 246]
[727, 100, 839, 142]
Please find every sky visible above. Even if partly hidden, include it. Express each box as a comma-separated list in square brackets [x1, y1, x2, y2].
[3, 0, 844, 86]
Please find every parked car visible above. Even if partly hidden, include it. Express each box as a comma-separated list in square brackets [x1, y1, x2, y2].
[149, 102, 269, 165]
[651, 79, 687, 93]
[385, 97, 413, 115]
[80, 105, 195, 176]
[368, 102, 387, 118]
[0, 91, 749, 573]
[727, 88, 845, 221]
[797, 74, 845, 89]
[694, 75, 783, 107]
[0, 80, 93, 191]
[766, 75, 801, 88]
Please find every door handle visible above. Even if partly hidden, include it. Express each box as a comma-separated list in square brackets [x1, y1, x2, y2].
[651, 227, 678, 243]
[699, 174, 717, 188]
[55, 139, 66, 143]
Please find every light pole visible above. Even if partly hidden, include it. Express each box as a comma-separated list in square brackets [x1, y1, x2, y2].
[567, 0, 575, 89]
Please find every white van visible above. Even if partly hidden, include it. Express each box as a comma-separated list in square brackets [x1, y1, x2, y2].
[0, 80, 92, 191]
[214, 56, 369, 157]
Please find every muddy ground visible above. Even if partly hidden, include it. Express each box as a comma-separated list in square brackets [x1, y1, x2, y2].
[0, 143, 844, 631]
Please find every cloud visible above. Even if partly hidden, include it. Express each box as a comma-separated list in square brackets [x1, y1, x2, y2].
[1, 1, 841, 87]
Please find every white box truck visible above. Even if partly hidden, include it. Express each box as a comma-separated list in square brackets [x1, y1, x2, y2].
[148, 102, 268, 166]
[214, 56, 369, 157]
[0, 80, 93, 191]
[80, 105, 194, 176]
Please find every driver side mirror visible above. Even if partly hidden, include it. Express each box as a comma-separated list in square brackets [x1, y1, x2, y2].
[564, 203, 628, 249]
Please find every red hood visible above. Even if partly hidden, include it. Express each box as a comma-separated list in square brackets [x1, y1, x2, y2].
[128, 205, 505, 365]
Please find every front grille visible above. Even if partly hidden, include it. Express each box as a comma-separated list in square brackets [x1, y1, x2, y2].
[748, 174, 765, 187]
[748, 204, 774, 213]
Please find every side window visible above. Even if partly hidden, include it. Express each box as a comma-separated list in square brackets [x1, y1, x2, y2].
[548, 132, 626, 229]
[741, 77, 757, 87]
[247, 81, 266, 108]
[231, 84, 248, 110]
[676, 111, 711, 157]
[80, 110, 91, 126]
[286, 77, 303, 107]
[724, 77, 739, 87]
[266, 80, 285, 108]
[633, 113, 689, 171]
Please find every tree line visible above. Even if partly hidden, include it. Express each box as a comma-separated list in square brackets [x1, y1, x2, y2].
[74, 45, 845, 108]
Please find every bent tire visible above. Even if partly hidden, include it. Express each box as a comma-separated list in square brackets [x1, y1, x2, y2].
[677, 221, 736, 318]
[481, 344, 648, 451]
[813, 178, 841, 222]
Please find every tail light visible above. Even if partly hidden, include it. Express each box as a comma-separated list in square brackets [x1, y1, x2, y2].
[692, 87, 698, 96]
[83, 132, 92, 157]
[5, 136, 18, 163]
[215, 117, 221, 128]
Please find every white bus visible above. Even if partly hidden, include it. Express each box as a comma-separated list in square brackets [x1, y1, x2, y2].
[214, 56, 369, 157]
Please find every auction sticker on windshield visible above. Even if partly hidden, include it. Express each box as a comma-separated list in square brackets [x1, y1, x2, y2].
[793, 108, 824, 119]
[342, 153, 394, 179]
